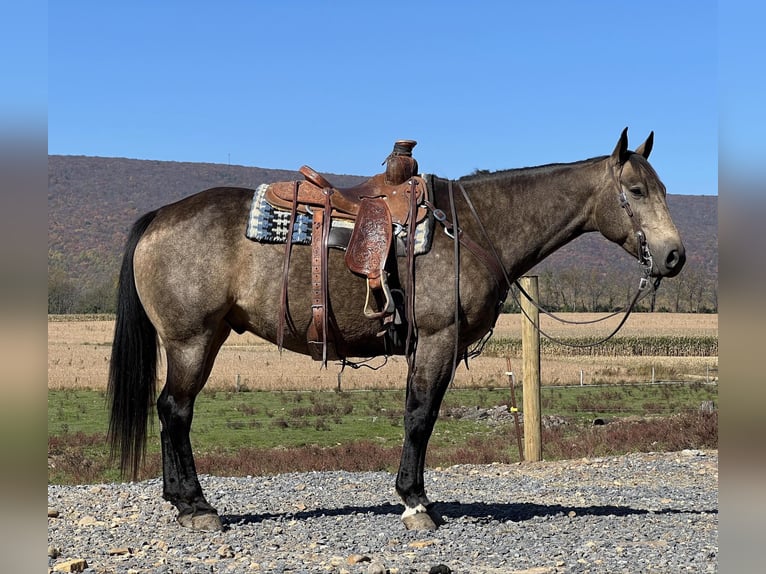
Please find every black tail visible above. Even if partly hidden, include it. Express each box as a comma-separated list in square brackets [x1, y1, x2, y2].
[107, 210, 159, 480]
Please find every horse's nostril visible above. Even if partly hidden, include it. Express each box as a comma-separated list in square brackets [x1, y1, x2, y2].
[666, 249, 684, 270]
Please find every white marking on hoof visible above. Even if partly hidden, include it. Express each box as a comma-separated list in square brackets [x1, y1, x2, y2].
[402, 503, 428, 519]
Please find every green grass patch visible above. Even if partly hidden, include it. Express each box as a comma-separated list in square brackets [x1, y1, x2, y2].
[539, 381, 718, 423]
[48, 383, 717, 484]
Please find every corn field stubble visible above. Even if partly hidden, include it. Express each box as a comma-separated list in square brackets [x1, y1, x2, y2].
[48, 313, 718, 391]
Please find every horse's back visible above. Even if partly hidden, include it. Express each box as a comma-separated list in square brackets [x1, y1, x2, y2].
[149, 186, 253, 237]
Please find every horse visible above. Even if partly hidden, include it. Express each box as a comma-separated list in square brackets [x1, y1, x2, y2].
[108, 128, 685, 531]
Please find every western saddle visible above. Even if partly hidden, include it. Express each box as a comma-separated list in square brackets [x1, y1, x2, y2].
[265, 140, 428, 364]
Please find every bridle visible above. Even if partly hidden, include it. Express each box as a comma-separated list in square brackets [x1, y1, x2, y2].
[613, 160, 661, 293]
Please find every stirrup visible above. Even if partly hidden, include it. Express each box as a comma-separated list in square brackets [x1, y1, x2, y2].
[363, 272, 395, 319]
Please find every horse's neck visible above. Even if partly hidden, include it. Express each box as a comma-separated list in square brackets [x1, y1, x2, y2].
[461, 159, 604, 279]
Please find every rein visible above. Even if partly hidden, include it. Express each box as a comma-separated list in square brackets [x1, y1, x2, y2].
[427, 160, 662, 350]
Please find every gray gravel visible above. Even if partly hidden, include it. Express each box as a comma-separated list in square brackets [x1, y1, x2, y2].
[48, 450, 717, 573]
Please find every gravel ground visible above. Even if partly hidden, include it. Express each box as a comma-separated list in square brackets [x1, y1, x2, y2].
[47, 450, 718, 574]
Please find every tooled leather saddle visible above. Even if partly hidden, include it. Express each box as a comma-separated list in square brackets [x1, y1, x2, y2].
[265, 140, 428, 365]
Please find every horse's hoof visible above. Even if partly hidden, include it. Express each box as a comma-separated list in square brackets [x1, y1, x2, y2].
[402, 510, 438, 531]
[177, 512, 223, 531]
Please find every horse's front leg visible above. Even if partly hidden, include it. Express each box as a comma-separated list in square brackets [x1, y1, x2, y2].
[396, 337, 455, 530]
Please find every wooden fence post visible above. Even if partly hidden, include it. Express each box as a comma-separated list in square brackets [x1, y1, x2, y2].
[520, 275, 542, 462]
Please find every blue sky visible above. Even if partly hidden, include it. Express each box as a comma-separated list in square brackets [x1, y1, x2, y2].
[45, 1, 720, 195]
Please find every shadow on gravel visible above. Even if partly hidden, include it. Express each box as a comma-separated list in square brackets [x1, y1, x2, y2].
[433, 501, 718, 523]
[223, 503, 401, 527]
[222, 501, 716, 527]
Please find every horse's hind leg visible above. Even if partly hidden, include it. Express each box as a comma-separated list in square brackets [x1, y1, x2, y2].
[157, 324, 230, 531]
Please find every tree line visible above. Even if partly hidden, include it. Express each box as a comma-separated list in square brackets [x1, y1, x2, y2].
[48, 262, 717, 315]
[502, 265, 717, 314]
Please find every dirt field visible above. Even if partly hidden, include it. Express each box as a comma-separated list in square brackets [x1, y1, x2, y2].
[48, 313, 718, 392]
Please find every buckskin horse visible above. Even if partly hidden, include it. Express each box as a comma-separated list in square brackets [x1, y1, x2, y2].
[108, 129, 685, 531]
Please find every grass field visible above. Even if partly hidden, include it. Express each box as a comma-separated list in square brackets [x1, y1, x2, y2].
[48, 383, 717, 484]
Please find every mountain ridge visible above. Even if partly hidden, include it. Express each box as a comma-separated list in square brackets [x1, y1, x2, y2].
[48, 155, 717, 312]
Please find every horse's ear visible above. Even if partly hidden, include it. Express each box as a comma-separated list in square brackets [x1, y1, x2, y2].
[611, 127, 630, 165]
[635, 131, 654, 160]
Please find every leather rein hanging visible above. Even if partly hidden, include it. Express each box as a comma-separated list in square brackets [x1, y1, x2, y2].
[425, 160, 662, 352]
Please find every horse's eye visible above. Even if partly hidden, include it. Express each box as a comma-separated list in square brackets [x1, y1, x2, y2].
[629, 186, 644, 198]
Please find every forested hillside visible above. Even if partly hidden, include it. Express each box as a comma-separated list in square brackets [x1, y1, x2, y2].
[48, 155, 717, 313]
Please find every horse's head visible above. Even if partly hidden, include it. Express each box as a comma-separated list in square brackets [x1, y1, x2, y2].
[594, 128, 686, 278]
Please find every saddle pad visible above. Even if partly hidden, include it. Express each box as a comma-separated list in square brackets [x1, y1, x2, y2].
[246, 183, 316, 244]
[245, 183, 434, 254]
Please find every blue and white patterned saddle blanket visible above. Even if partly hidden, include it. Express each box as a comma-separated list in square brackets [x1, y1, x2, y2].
[245, 183, 434, 255]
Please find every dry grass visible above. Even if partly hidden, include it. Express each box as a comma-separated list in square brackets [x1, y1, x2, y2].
[47, 313, 718, 392]
[48, 411, 718, 483]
